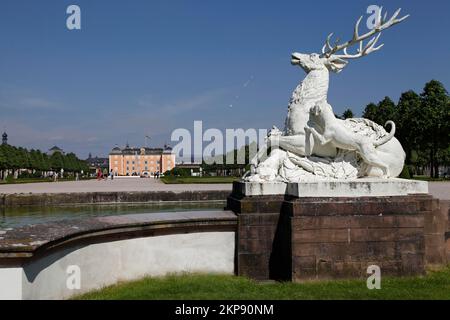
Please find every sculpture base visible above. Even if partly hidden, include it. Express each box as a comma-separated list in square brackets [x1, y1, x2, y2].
[228, 180, 447, 281]
[236, 178, 428, 197]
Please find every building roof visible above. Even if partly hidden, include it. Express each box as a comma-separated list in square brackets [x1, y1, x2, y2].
[163, 144, 173, 154]
[110, 146, 122, 155]
[109, 146, 172, 156]
[49, 146, 63, 151]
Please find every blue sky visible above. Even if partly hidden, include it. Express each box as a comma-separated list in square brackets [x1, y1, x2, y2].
[0, 0, 448, 158]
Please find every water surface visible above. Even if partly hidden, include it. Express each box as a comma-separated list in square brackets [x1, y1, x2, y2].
[0, 201, 226, 229]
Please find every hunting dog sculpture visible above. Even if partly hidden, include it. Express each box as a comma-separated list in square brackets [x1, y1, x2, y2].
[305, 102, 396, 178]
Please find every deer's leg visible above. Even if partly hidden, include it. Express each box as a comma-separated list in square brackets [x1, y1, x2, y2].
[275, 135, 308, 156]
[250, 143, 268, 170]
[252, 148, 287, 180]
[259, 148, 287, 168]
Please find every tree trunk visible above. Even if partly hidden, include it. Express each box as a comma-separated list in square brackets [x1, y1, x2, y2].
[429, 149, 434, 178]
[404, 147, 411, 165]
[434, 162, 440, 179]
[433, 142, 440, 179]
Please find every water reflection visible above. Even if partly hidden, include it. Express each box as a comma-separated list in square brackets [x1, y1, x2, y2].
[0, 201, 226, 229]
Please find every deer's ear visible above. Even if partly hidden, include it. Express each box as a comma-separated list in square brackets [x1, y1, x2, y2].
[326, 57, 348, 73]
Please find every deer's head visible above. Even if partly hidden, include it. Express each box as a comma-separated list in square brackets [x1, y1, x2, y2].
[291, 8, 409, 74]
[291, 52, 348, 73]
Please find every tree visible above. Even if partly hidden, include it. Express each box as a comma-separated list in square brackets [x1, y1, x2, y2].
[362, 97, 396, 126]
[362, 103, 378, 121]
[0, 145, 7, 179]
[419, 80, 449, 178]
[29, 149, 41, 172]
[40, 152, 51, 172]
[395, 90, 421, 164]
[376, 96, 396, 126]
[0, 143, 86, 180]
[50, 152, 65, 171]
[342, 108, 354, 119]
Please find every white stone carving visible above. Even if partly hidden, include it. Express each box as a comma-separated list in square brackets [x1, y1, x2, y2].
[246, 8, 409, 183]
[237, 178, 428, 198]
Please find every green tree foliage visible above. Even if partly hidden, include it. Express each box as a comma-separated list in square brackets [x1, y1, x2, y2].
[419, 80, 449, 177]
[363, 97, 396, 126]
[377, 97, 396, 126]
[165, 167, 193, 177]
[342, 108, 354, 119]
[362, 102, 378, 121]
[362, 79, 449, 178]
[396, 90, 421, 163]
[50, 152, 65, 171]
[0, 144, 88, 179]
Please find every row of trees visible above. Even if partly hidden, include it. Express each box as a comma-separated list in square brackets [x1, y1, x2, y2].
[0, 144, 89, 180]
[193, 80, 449, 179]
[358, 80, 449, 178]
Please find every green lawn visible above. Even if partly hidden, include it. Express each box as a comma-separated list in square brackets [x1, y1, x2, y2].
[161, 176, 240, 184]
[0, 178, 52, 184]
[0, 177, 93, 184]
[76, 268, 450, 300]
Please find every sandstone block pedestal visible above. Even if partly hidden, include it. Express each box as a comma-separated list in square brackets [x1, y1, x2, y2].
[228, 179, 447, 281]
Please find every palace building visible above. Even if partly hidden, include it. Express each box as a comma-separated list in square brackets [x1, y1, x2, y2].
[108, 144, 175, 176]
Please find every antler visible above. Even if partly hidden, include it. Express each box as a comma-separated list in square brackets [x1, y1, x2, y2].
[321, 7, 409, 59]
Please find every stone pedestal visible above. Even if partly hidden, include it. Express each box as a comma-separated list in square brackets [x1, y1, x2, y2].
[227, 193, 288, 280]
[228, 179, 447, 281]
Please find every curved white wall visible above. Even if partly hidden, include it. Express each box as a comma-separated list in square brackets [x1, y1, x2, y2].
[2, 231, 235, 300]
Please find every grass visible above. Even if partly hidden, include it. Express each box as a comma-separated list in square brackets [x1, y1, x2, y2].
[0, 177, 93, 184]
[0, 178, 53, 184]
[161, 176, 240, 184]
[76, 267, 450, 300]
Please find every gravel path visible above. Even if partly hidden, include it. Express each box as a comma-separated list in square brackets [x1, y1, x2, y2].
[0, 178, 232, 194]
[0, 178, 447, 200]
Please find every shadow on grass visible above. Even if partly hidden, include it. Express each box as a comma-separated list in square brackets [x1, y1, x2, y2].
[75, 267, 450, 300]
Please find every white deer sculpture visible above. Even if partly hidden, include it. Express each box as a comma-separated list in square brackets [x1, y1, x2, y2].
[247, 8, 409, 182]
